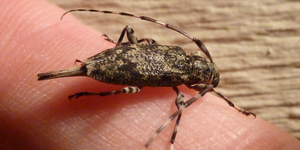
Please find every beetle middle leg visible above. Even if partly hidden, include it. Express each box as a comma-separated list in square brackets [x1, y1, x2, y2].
[121, 38, 158, 46]
[103, 25, 159, 46]
[144, 85, 214, 150]
[68, 86, 141, 99]
[169, 86, 185, 150]
[101, 25, 138, 46]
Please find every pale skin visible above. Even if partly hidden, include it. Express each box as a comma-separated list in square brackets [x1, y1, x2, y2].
[0, 0, 299, 149]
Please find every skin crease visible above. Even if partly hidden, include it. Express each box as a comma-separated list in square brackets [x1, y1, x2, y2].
[0, 0, 299, 150]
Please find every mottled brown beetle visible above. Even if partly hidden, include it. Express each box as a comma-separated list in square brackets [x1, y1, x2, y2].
[37, 9, 256, 150]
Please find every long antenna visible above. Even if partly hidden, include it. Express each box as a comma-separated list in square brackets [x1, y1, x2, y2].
[61, 9, 214, 62]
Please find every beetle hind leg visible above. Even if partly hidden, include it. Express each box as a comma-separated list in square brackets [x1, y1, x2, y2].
[69, 86, 141, 99]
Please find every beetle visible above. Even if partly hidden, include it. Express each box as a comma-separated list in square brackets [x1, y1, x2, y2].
[37, 9, 256, 149]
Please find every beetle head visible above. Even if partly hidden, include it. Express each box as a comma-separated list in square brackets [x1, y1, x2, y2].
[186, 55, 220, 90]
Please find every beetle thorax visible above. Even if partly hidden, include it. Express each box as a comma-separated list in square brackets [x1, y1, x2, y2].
[188, 56, 220, 88]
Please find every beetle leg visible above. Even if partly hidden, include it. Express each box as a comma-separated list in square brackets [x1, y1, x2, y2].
[169, 86, 185, 150]
[74, 59, 86, 65]
[104, 25, 159, 46]
[114, 25, 139, 47]
[190, 84, 256, 117]
[104, 33, 158, 46]
[121, 38, 159, 46]
[213, 90, 256, 117]
[143, 85, 214, 150]
[101, 26, 139, 47]
[102, 34, 116, 43]
[68, 86, 141, 99]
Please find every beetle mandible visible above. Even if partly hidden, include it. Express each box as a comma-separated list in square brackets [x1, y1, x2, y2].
[37, 9, 256, 150]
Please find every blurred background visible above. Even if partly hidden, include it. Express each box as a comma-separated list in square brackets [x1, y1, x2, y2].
[49, 0, 300, 139]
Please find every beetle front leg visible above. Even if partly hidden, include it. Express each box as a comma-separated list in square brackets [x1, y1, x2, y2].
[69, 86, 141, 99]
[213, 91, 256, 117]
[189, 84, 256, 117]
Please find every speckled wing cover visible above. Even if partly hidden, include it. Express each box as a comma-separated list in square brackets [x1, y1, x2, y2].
[86, 44, 193, 86]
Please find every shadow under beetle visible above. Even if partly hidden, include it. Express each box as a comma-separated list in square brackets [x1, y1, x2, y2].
[37, 9, 256, 150]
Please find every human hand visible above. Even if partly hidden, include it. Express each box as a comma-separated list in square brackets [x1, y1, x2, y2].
[1, 0, 299, 149]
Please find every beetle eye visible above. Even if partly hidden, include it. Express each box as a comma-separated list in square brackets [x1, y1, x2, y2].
[212, 73, 220, 87]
